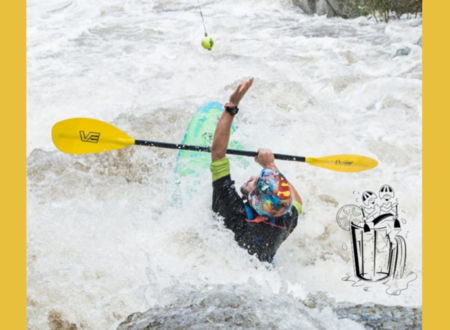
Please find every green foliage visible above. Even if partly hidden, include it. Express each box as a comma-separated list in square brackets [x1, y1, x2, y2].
[350, 0, 422, 22]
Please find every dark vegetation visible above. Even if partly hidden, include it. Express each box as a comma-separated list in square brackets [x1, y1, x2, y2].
[353, 0, 422, 22]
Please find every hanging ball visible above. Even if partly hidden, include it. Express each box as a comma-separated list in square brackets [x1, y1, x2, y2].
[201, 36, 214, 51]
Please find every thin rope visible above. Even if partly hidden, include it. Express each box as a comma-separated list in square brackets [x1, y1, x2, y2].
[197, 0, 208, 36]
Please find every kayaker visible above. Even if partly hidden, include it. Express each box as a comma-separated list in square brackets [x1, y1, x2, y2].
[210, 78, 303, 262]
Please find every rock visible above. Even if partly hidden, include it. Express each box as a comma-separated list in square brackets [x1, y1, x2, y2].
[335, 303, 422, 329]
[292, 0, 361, 18]
[293, 0, 422, 19]
[292, 0, 317, 15]
[48, 310, 78, 330]
[394, 47, 412, 57]
[416, 36, 422, 47]
[118, 287, 421, 330]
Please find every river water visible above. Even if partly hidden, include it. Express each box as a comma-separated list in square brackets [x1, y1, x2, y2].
[27, 0, 422, 329]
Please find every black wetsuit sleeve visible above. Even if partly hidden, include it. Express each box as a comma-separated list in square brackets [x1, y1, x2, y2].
[212, 175, 246, 234]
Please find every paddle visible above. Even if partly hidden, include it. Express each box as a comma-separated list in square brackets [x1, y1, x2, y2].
[361, 208, 371, 232]
[394, 204, 401, 228]
[51, 118, 378, 173]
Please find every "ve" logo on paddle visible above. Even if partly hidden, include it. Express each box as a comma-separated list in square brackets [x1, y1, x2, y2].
[79, 130, 101, 143]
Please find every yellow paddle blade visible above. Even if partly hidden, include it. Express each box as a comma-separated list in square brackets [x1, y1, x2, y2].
[306, 154, 378, 173]
[52, 118, 135, 154]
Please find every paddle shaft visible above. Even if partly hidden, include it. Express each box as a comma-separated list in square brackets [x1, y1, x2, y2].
[135, 139, 306, 162]
[51, 118, 378, 172]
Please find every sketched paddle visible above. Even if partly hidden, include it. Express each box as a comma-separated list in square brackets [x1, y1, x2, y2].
[361, 208, 371, 232]
[394, 204, 401, 228]
[52, 118, 378, 173]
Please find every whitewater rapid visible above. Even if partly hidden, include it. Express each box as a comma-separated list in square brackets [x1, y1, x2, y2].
[27, 0, 422, 329]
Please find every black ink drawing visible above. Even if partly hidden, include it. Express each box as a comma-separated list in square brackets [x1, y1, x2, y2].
[336, 185, 415, 295]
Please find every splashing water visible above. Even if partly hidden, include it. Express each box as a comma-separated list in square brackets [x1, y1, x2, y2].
[27, 0, 421, 328]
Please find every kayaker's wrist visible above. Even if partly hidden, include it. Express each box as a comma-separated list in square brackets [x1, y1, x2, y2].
[224, 103, 239, 116]
[226, 102, 237, 108]
[265, 163, 277, 170]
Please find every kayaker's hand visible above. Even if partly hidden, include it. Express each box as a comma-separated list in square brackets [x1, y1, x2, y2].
[228, 78, 254, 107]
[255, 148, 277, 169]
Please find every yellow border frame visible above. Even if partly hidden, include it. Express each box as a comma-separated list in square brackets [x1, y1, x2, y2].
[423, 1, 447, 329]
[2, 1, 439, 329]
[1, 0, 26, 329]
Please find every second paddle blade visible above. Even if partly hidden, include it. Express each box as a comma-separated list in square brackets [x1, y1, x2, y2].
[306, 154, 378, 173]
[52, 118, 135, 154]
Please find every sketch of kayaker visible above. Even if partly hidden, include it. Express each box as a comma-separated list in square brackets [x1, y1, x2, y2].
[379, 184, 398, 214]
[361, 191, 380, 223]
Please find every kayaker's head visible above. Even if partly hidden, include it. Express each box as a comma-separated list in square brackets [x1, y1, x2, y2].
[362, 190, 376, 206]
[241, 176, 259, 196]
[241, 168, 293, 218]
[379, 184, 394, 201]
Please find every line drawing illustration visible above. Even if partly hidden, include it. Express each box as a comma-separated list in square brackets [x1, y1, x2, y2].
[336, 185, 414, 295]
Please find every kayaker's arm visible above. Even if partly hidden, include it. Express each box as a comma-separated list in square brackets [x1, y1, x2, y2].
[211, 111, 234, 162]
[290, 184, 303, 206]
[212, 78, 253, 162]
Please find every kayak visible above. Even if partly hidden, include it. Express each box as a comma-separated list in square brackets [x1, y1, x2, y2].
[173, 101, 247, 203]
[175, 101, 246, 178]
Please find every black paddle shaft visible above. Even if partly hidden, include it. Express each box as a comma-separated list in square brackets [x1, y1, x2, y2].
[134, 140, 306, 162]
